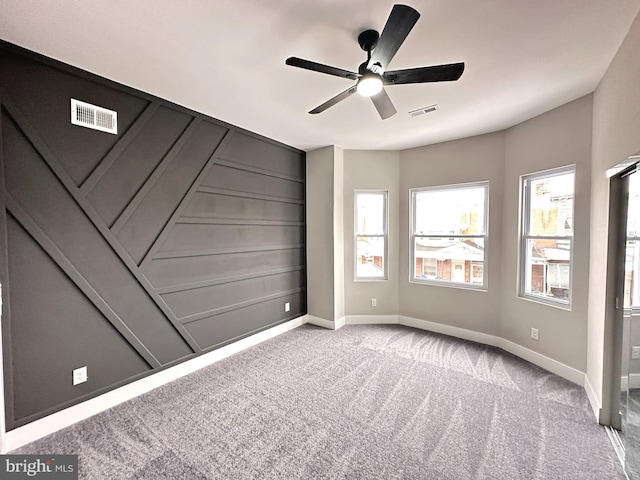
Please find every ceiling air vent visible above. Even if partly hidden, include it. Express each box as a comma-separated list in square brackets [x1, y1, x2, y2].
[71, 99, 118, 134]
[409, 104, 438, 117]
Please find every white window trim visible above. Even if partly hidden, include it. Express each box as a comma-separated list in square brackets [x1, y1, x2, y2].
[354, 190, 388, 281]
[519, 165, 575, 309]
[409, 181, 489, 290]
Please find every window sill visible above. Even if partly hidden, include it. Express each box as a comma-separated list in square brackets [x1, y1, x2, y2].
[355, 277, 388, 282]
[518, 293, 572, 311]
[409, 278, 487, 292]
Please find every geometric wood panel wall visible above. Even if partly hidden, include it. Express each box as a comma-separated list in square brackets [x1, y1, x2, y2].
[0, 42, 306, 429]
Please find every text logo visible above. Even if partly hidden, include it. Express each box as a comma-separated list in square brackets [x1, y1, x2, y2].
[0, 455, 78, 479]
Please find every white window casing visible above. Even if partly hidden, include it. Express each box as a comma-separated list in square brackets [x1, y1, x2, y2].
[410, 181, 489, 290]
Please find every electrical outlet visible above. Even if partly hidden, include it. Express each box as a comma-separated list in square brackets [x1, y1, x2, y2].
[530, 328, 539, 341]
[371, 298, 377, 307]
[285, 302, 291, 313]
[73, 366, 88, 385]
[633, 347, 640, 360]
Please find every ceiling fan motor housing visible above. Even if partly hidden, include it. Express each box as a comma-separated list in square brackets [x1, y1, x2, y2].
[358, 29, 379, 53]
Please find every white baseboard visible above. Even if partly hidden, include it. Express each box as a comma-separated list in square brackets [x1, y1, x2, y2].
[496, 337, 585, 386]
[347, 314, 587, 388]
[399, 315, 499, 348]
[584, 374, 602, 421]
[402, 315, 584, 385]
[307, 315, 345, 330]
[346, 315, 399, 325]
[620, 373, 640, 393]
[0, 285, 5, 455]
[630, 373, 640, 390]
[4, 315, 308, 453]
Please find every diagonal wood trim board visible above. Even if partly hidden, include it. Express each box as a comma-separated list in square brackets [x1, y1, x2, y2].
[2, 313, 598, 453]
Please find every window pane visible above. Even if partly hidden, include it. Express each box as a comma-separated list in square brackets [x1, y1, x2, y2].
[547, 263, 570, 288]
[356, 193, 384, 234]
[414, 237, 485, 285]
[628, 173, 640, 237]
[414, 186, 486, 235]
[624, 239, 640, 308]
[527, 172, 574, 236]
[523, 238, 571, 302]
[355, 191, 387, 280]
[356, 236, 385, 278]
[624, 175, 640, 307]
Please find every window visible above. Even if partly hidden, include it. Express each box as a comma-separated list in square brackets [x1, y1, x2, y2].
[410, 182, 489, 289]
[520, 166, 575, 306]
[623, 171, 640, 309]
[471, 263, 484, 284]
[422, 258, 437, 277]
[355, 190, 388, 280]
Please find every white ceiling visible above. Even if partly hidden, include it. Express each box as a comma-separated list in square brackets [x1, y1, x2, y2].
[1, 0, 639, 152]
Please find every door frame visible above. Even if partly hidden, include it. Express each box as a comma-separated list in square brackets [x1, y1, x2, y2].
[603, 158, 640, 429]
[596, 156, 640, 480]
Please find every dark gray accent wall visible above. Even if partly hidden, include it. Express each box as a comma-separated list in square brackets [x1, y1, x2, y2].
[0, 42, 306, 429]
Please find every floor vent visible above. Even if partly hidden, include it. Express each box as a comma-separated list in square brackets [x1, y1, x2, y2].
[71, 99, 118, 134]
[409, 104, 438, 117]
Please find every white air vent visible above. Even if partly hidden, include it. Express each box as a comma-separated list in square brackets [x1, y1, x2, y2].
[71, 99, 118, 134]
[409, 104, 438, 117]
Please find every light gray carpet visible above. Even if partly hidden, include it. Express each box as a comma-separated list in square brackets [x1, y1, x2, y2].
[15, 324, 625, 479]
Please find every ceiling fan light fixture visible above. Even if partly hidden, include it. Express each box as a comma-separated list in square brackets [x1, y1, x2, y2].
[285, 5, 464, 118]
[356, 73, 383, 97]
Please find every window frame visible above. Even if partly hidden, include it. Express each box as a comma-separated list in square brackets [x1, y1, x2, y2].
[354, 190, 388, 281]
[409, 181, 489, 290]
[519, 165, 575, 308]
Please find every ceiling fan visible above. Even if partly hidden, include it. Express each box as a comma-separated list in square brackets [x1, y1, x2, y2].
[285, 4, 464, 120]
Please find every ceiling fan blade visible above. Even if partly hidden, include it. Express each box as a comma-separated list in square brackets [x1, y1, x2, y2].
[309, 85, 358, 114]
[384, 63, 465, 85]
[286, 57, 359, 80]
[368, 5, 420, 73]
[370, 88, 397, 119]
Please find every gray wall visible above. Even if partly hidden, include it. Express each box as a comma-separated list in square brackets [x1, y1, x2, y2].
[0, 43, 306, 429]
[306, 146, 345, 323]
[399, 132, 506, 338]
[499, 95, 593, 370]
[589, 8, 640, 414]
[343, 150, 400, 316]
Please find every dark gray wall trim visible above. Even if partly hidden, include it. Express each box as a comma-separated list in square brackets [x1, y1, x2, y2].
[155, 266, 306, 295]
[110, 117, 203, 235]
[113, 121, 229, 265]
[179, 288, 305, 325]
[185, 291, 306, 351]
[138, 130, 235, 270]
[152, 244, 306, 259]
[197, 186, 305, 205]
[177, 218, 304, 227]
[5, 195, 160, 368]
[79, 102, 161, 196]
[1, 98, 200, 356]
[0, 41, 306, 428]
[216, 158, 304, 183]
